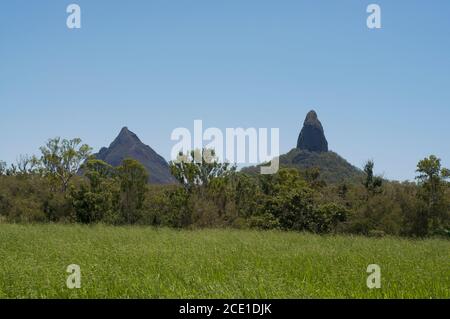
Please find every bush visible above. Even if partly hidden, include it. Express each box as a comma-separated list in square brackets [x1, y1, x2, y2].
[314, 203, 348, 233]
[247, 213, 280, 230]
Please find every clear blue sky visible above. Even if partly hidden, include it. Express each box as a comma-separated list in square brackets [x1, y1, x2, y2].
[1, 1, 449, 181]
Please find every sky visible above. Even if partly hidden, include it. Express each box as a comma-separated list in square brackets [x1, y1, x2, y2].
[0, 0, 449, 181]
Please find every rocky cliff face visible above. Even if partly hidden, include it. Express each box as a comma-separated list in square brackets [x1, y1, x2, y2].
[94, 127, 176, 184]
[297, 110, 328, 152]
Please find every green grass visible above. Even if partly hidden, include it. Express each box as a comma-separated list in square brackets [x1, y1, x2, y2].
[0, 224, 448, 298]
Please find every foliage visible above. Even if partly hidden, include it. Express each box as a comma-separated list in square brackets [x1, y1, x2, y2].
[363, 160, 383, 196]
[314, 203, 348, 233]
[262, 169, 316, 231]
[414, 155, 450, 235]
[0, 174, 71, 222]
[1, 137, 449, 239]
[243, 149, 364, 184]
[170, 149, 235, 192]
[69, 159, 120, 224]
[117, 158, 149, 224]
[0, 161, 6, 175]
[246, 213, 280, 230]
[39, 137, 92, 192]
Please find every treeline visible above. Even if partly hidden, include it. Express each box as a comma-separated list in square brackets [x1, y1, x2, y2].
[0, 137, 449, 237]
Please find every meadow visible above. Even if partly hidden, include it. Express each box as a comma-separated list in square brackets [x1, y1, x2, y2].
[0, 224, 448, 299]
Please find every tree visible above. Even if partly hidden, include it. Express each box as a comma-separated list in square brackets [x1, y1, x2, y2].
[15, 154, 40, 175]
[82, 159, 117, 190]
[363, 160, 383, 196]
[233, 173, 263, 219]
[168, 149, 237, 227]
[314, 203, 348, 233]
[302, 167, 327, 189]
[338, 183, 349, 200]
[39, 137, 92, 192]
[263, 169, 316, 231]
[0, 161, 6, 175]
[415, 155, 450, 234]
[70, 159, 120, 224]
[170, 149, 235, 192]
[117, 158, 148, 224]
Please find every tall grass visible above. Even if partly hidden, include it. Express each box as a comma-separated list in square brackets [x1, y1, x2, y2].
[0, 224, 448, 298]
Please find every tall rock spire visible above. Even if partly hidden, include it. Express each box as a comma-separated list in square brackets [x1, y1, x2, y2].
[297, 110, 328, 152]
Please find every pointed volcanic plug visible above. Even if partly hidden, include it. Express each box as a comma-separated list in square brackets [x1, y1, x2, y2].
[296, 110, 329, 152]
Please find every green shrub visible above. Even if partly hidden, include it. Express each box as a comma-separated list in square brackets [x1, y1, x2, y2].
[247, 213, 280, 230]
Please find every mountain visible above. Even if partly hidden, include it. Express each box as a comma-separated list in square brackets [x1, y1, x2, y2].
[297, 110, 328, 152]
[94, 127, 176, 184]
[278, 149, 363, 184]
[243, 110, 363, 183]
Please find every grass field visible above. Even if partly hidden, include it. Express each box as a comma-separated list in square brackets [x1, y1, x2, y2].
[0, 224, 448, 298]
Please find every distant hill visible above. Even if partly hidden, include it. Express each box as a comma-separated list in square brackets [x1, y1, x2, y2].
[242, 110, 363, 184]
[279, 148, 363, 183]
[94, 127, 176, 185]
[242, 149, 363, 184]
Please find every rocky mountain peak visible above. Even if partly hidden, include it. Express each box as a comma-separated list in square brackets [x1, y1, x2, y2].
[304, 110, 318, 123]
[94, 127, 176, 184]
[112, 126, 140, 145]
[296, 110, 329, 152]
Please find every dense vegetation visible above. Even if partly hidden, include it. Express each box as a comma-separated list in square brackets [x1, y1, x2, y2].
[0, 224, 448, 298]
[243, 149, 364, 184]
[0, 137, 449, 238]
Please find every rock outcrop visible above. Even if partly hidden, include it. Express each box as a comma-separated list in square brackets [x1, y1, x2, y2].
[94, 127, 176, 184]
[242, 110, 363, 183]
[297, 110, 328, 152]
